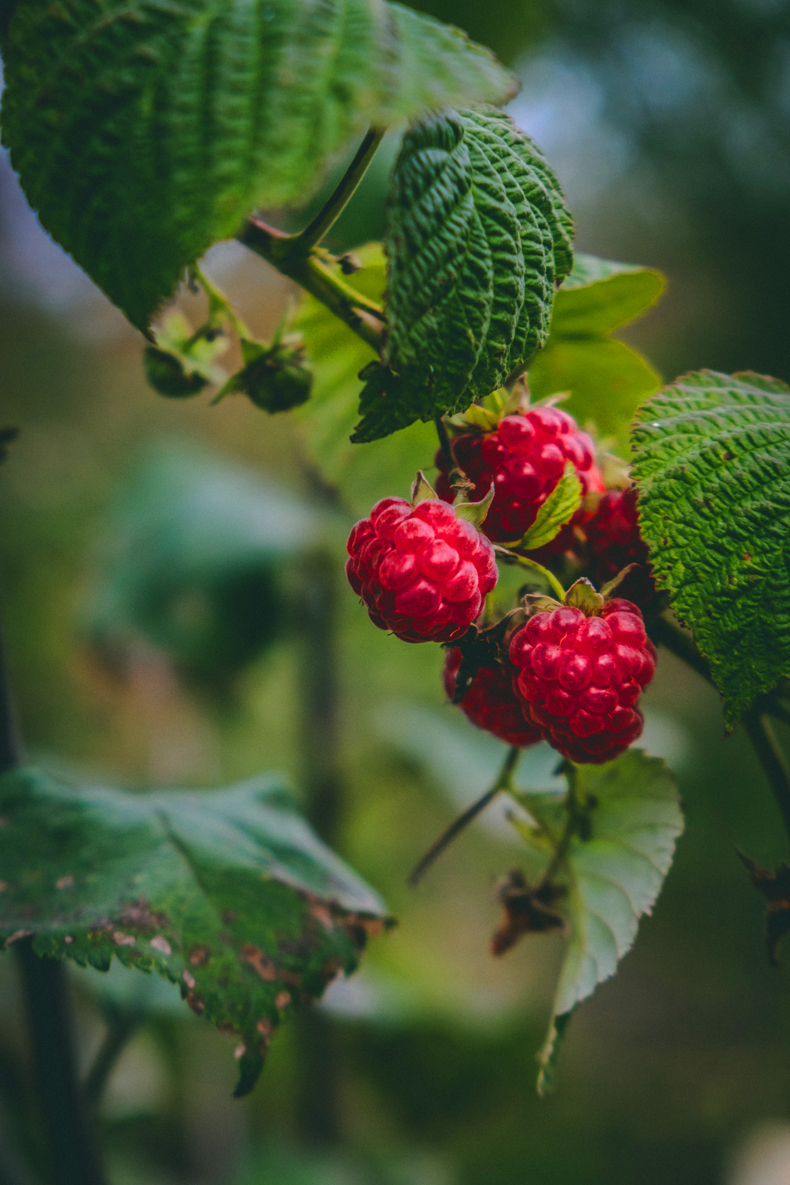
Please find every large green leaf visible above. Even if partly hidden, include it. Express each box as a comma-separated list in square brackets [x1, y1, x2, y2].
[295, 244, 436, 514]
[0, 0, 516, 332]
[528, 253, 664, 452]
[632, 370, 790, 727]
[0, 767, 390, 1095]
[512, 750, 682, 1092]
[361, 107, 573, 440]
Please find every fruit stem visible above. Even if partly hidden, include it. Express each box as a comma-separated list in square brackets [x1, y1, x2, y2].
[237, 127, 387, 352]
[494, 549, 566, 604]
[408, 746, 522, 886]
[434, 416, 472, 497]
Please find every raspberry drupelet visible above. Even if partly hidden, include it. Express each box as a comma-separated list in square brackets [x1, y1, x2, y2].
[585, 486, 650, 585]
[509, 598, 656, 763]
[346, 497, 498, 643]
[435, 407, 604, 546]
[443, 647, 543, 748]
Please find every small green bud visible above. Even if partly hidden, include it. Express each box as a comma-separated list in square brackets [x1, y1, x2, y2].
[233, 342, 313, 413]
[143, 345, 209, 398]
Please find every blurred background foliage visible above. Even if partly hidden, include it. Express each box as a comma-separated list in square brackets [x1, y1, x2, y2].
[2, 1, 790, 1183]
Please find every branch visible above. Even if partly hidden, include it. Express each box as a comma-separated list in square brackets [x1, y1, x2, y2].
[237, 127, 387, 351]
[408, 746, 522, 887]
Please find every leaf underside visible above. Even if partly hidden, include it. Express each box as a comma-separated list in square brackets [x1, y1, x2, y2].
[0, 0, 516, 331]
[0, 768, 390, 1095]
[358, 106, 573, 441]
[516, 750, 682, 1092]
[632, 369, 790, 727]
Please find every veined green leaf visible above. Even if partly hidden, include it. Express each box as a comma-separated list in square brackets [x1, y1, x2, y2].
[361, 107, 573, 441]
[294, 245, 436, 513]
[528, 253, 665, 452]
[632, 369, 790, 727]
[0, 0, 516, 331]
[0, 768, 390, 1096]
[518, 464, 582, 551]
[512, 751, 682, 1093]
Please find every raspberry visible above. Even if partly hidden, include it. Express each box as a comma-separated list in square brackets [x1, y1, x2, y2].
[435, 407, 604, 547]
[584, 487, 656, 607]
[346, 497, 498, 643]
[443, 647, 543, 748]
[508, 598, 656, 763]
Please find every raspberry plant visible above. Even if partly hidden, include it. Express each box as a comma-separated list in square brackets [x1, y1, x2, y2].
[0, 2, 789, 1182]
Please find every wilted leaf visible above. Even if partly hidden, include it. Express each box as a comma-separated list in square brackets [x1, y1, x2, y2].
[1, 0, 516, 329]
[0, 767, 390, 1096]
[632, 370, 790, 727]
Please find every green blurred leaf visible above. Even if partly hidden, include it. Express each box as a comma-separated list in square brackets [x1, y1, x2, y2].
[295, 246, 437, 515]
[518, 464, 582, 550]
[512, 751, 682, 1093]
[362, 107, 573, 440]
[0, 0, 516, 331]
[84, 442, 319, 690]
[528, 337, 661, 451]
[632, 370, 790, 728]
[0, 767, 389, 1096]
[528, 253, 665, 451]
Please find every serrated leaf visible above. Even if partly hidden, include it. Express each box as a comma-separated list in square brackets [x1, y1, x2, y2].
[513, 750, 682, 1092]
[528, 253, 665, 453]
[519, 464, 582, 551]
[294, 245, 437, 513]
[0, 1, 516, 331]
[631, 369, 790, 727]
[0, 767, 390, 1096]
[378, 106, 573, 436]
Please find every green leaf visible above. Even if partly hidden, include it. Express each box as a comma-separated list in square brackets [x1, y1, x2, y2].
[631, 369, 790, 727]
[518, 464, 582, 550]
[0, 767, 390, 1096]
[0, 1, 516, 332]
[370, 106, 573, 439]
[294, 245, 437, 514]
[529, 338, 661, 453]
[527, 253, 665, 452]
[512, 750, 682, 1092]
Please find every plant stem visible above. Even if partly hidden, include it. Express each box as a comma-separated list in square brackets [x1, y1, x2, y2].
[742, 712, 790, 845]
[298, 126, 386, 250]
[409, 746, 522, 887]
[434, 416, 472, 497]
[0, 624, 106, 1184]
[83, 1007, 142, 1108]
[647, 613, 712, 683]
[494, 548, 567, 604]
[237, 127, 387, 351]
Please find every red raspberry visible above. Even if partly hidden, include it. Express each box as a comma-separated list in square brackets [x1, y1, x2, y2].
[443, 647, 543, 748]
[508, 598, 656, 764]
[584, 487, 656, 607]
[435, 407, 604, 547]
[346, 497, 498, 643]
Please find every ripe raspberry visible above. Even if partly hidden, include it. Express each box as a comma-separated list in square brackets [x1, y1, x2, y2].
[584, 486, 655, 607]
[509, 598, 656, 764]
[435, 407, 604, 547]
[443, 647, 543, 748]
[346, 497, 498, 643]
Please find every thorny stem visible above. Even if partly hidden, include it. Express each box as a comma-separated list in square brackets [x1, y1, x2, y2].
[408, 746, 522, 887]
[238, 127, 387, 352]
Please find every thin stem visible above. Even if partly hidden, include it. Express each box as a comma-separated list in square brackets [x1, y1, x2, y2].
[239, 219, 384, 349]
[434, 416, 472, 497]
[647, 613, 712, 684]
[538, 762, 578, 888]
[409, 746, 522, 887]
[83, 1008, 142, 1108]
[298, 127, 386, 250]
[494, 548, 566, 604]
[742, 712, 790, 845]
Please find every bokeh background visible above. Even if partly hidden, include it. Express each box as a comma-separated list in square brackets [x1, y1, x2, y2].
[2, 1, 790, 1183]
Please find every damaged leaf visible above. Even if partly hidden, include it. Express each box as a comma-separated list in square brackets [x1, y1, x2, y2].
[0, 768, 390, 1096]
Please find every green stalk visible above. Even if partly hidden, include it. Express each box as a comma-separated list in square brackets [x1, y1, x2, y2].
[238, 126, 386, 351]
[0, 628, 106, 1185]
[742, 712, 790, 842]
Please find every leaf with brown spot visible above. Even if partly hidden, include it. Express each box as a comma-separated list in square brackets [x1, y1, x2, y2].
[490, 870, 566, 957]
[0, 767, 391, 1096]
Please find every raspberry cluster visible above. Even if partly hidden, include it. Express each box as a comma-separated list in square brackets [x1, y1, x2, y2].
[435, 407, 604, 546]
[583, 486, 655, 607]
[509, 599, 655, 764]
[443, 647, 543, 748]
[346, 497, 498, 643]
